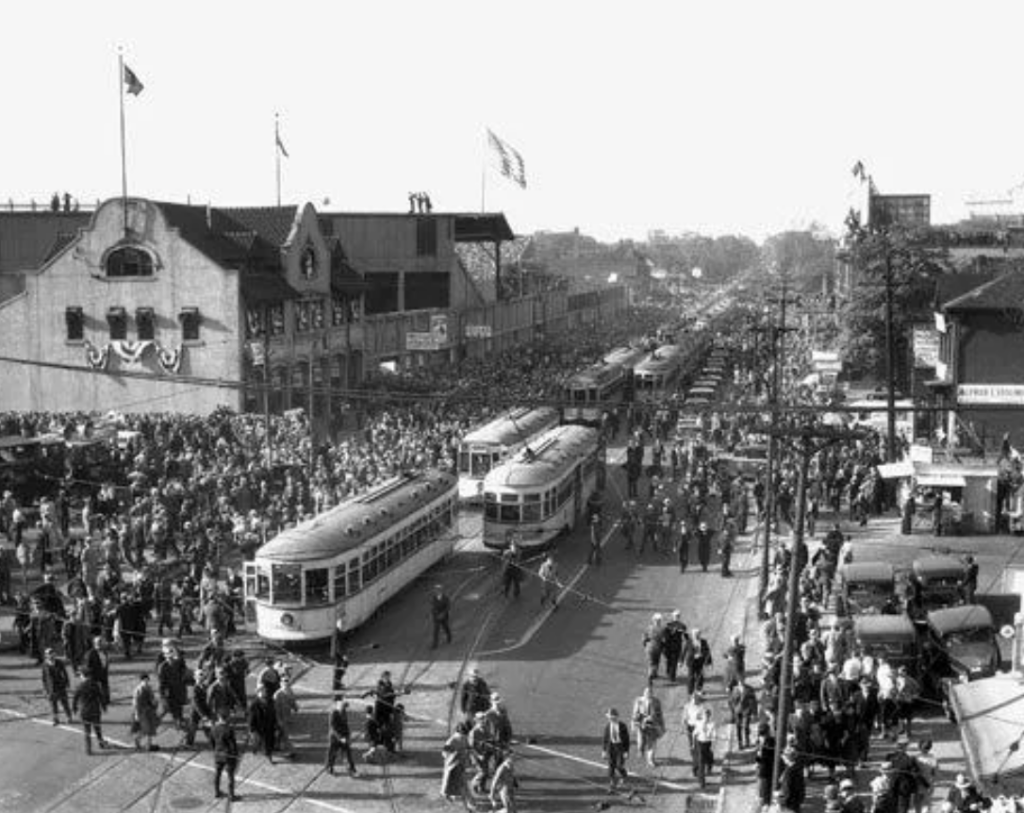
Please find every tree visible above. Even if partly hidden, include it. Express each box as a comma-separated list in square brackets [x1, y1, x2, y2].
[760, 229, 836, 295]
[839, 223, 951, 384]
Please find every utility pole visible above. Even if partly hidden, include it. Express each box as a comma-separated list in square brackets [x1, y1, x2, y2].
[263, 304, 274, 468]
[758, 280, 799, 610]
[884, 247, 898, 461]
[769, 423, 867, 791]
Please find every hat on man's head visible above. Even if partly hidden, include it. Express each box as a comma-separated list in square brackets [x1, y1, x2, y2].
[606, 708, 619, 719]
[840, 779, 856, 792]
[955, 774, 972, 790]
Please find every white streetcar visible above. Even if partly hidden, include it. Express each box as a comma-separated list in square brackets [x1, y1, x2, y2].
[456, 407, 560, 502]
[244, 469, 458, 643]
[482, 424, 602, 551]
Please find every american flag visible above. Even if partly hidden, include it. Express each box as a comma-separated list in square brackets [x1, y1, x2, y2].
[487, 129, 526, 189]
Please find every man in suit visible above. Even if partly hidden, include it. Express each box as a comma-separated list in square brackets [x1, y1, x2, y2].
[602, 707, 630, 794]
[211, 710, 241, 801]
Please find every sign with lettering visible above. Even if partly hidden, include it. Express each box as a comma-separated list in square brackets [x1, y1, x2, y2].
[406, 332, 440, 351]
[912, 327, 939, 368]
[465, 324, 493, 338]
[958, 384, 1024, 405]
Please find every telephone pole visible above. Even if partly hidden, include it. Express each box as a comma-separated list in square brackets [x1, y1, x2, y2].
[770, 422, 867, 791]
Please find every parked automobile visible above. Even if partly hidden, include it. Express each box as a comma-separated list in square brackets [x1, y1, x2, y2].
[836, 561, 900, 617]
[853, 614, 920, 680]
[922, 604, 1001, 719]
[908, 555, 966, 620]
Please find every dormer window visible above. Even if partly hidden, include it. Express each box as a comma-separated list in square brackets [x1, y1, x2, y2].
[300, 246, 317, 280]
[105, 246, 154, 278]
[136, 307, 155, 341]
[107, 307, 128, 340]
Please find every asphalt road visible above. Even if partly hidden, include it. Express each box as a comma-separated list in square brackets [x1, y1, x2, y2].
[2, 449, 1016, 813]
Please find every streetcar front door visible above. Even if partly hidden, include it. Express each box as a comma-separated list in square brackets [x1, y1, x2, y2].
[243, 561, 258, 626]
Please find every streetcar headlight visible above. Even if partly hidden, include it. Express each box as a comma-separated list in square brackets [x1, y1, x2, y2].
[280, 612, 295, 628]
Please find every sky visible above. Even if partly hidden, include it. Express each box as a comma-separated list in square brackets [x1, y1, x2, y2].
[4, 0, 1024, 243]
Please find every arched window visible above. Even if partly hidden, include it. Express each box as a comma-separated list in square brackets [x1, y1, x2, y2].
[105, 246, 154, 278]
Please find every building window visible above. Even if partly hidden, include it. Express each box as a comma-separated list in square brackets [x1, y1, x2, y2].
[136, 307, 155, 341]
[268, 302, 285, 336]
[332, 295, 348, 326]
[295, 299, 324, 333]
[416, 217, 437, 257]
[105, 246, 154, 278]
[65, 307, 84, 342]
[179, 308, 201, 342]
[300, 246, 318, 280]
[107, 307, 127, 340]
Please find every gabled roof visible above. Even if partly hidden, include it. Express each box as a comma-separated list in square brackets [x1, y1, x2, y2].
[0, 211, 91, 274]
[943, 271, 1024, 312]
[219, 206, 298, 248]
[156, 202, 286, 270]
[935, 271, 999, 308]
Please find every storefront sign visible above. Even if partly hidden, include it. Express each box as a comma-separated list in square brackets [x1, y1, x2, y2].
[406, 332, 440, 351]
[465, 324, 493, 338]
[912, 327, 939, 368]
[958, 384, 1024, 405]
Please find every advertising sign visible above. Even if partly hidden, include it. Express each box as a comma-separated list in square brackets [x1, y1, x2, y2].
[430, 314, 449, 344]
[406, 332, 440, 351]
[958, 384, 1024, 406]
[465, 324, 493, 338]
[912, 327, 940, 368]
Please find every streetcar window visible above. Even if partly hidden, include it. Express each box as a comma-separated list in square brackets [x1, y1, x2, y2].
[499, 493, 520, 523]
[334, 563, 347, 599]
[272, 564, 302, 605]
[557, 479, 573, 506]
[347, 560, 361, 594]
[458, 450, 470, 473]
[401, 526, 414, 557]
[471, 452, 491, 478]
[386, 538, 399, 568]
[305, 568, 329, 605]
[484, 492, 498, 521]
[523, 493, 541, 522]
[256, 567, 270, 600]
[544, 488, 554, 517]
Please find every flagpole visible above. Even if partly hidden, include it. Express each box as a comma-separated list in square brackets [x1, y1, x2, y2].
[275, 113, 281, 207]
[118, 49, 129, 236]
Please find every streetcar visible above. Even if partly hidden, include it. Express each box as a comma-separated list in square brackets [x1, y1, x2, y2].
[482, 424, 602, 551]
[456, 407, 560, 501]
[633, 344, 685, 403]
[244, 469, 458, 643]
[563, 350, 643, 427]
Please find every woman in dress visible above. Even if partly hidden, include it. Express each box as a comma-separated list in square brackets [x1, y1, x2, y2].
[132, 673, 160, 751]
[440, 721, 471, 803]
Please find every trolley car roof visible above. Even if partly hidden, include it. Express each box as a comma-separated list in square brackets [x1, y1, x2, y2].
[461, 407, 559, 446]
[484, 425, 599, 490]
[255, 469, 456, 562]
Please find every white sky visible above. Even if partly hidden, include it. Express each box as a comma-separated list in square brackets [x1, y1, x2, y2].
[4, 0, 1024, 242]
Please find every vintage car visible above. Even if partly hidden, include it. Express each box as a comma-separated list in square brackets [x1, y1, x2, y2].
[907, 555, 966, 619]
[853, 614, 920, 680]
[922, 604, 1001, 717]
[835, 561, 900, 617]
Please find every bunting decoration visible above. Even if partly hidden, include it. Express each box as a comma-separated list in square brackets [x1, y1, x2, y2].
[110, 339, 155, 364]
[156, 343, 184, 374]
[83, 340, 110, 370]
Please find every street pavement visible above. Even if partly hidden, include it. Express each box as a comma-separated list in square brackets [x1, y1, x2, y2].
[1, 459, 1017, 812]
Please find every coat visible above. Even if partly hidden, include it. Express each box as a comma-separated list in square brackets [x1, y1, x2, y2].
[41, 658, 70, 698]
[603, 720, 630, 761]
[211, 720, 240, 764]
[133, 681, 160, 737]
[73, 678, 107, 723]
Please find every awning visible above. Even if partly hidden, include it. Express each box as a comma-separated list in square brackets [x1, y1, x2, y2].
[916, 473, 967, 488]
[951, 675, 1024, 795]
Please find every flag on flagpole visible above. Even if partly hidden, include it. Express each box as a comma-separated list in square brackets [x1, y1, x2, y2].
[851, 160, 866, 182]
[123, 64, 144, 96]
[487, 129, 526, 189]
[276, 124, 289, 158]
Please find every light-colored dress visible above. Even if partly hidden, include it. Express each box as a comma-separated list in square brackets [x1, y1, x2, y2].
[440, 730, 469, 798]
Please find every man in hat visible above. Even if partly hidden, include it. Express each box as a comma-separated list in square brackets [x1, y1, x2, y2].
[41, 647, 73, 725]
[886, 740, 921, 813]
[460, 667, 492, 721]
[696, 521, 714, 572]
[538, 554, 559, 610]
[500, 538, 523, 598]
[839, 779, 865, 813]
[778, 745, 806, 813]
[489, 748, 518, 813]
[755, 723, 776, 808]
[72, 669, 109, 754]
[274, 674, 299, 759]
[684, 628, 713, 696]
[431, 583, 452, 649]
[325, 698, 358, 776]
[894, 667, 920, 739]
[663, 610, 686, 683]
[602, 708, 630, 793]
[211, 709, 241, 801]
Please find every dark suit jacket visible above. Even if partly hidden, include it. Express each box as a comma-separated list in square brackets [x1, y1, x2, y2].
[602, 720, 630, 760]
